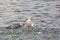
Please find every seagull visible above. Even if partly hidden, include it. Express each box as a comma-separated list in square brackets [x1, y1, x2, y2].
[23, 17, 36, 30]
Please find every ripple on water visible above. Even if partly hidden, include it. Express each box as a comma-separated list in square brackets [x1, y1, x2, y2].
[13, 9, 22, 12]
[32, 13, 37, 14]
[22, 10, 32, 12]
[32, 5, 44, 9]
[35, 15, 41, 17]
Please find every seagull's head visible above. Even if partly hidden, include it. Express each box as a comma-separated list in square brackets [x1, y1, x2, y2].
[26, 16, 32, 22]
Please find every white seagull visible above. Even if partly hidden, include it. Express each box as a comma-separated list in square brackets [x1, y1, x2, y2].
[23, 17, 36, 30]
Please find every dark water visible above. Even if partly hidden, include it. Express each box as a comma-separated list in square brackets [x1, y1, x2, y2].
[0, 0, 60, 40]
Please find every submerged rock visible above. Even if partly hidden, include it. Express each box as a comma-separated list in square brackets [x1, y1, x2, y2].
[6, 23, 22, 29]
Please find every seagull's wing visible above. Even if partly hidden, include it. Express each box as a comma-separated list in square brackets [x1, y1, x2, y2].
[31, 22, 36, 27]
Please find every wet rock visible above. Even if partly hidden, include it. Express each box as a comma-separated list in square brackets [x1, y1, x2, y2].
[6, 23, 22, 29]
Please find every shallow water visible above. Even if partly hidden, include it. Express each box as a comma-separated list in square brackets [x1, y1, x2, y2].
[0, 0, 60, 40]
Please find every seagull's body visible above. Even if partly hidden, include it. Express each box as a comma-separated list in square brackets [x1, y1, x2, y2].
[23, 17, 35, 30]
